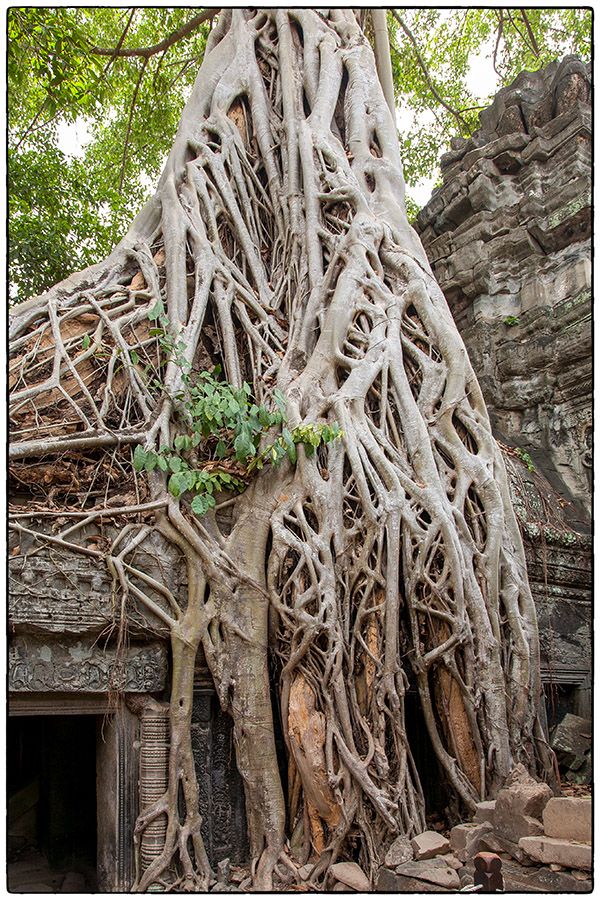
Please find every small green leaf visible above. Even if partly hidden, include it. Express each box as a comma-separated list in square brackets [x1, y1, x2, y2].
[148, 298, 165, 321]
[81, 333, 91, 350]
[133, 445, 147, 472]
[130, 349, 139, 365]
[273, 388, 287, 413]
[168, 456, 183, 473]
[174, 435, 191, 452]
[144, 451, 158, 472]
[191, 494, 208, 516]
[168, 471, 190, 498]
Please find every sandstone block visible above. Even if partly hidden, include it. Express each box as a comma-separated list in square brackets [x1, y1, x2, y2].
[439, 853, 462, 870]
[384, 834, 413, 868]
[411, 830, 451, 860]
[450, 822, 494, 862]
[329, 862, 370, 892]
[450, 824, 476, 853]
[500, 859, 592, 893]
[473, 800, 496, 824]
[480, 832, 535, 866]
[550, 714, 591, 770]
[395, 860, 460, 889]
[376, 868, 444, 892]
[503, 763, 538, 788]
[518, 835, 592, 871]
[543, 797, 592, 843]
[296, 864, 313, 881]
[494, 779, 552, 841]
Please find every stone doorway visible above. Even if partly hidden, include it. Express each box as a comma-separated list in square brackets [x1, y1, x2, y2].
[8, 693, 139, 893]
[8, 714, 98, 891]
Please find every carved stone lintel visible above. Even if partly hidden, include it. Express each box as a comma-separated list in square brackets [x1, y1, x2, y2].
[9, 636, 167, 693]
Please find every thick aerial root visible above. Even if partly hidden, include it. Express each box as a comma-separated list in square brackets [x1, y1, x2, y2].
[9, 7, 555, 890]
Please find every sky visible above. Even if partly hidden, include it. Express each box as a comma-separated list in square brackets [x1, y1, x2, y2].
[407, 46, 500, 206]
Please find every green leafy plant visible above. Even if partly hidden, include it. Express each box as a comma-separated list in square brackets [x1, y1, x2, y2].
[515, 447, 535, 472]
[503, 315, 520, 327]
[133, 321, 342, 515]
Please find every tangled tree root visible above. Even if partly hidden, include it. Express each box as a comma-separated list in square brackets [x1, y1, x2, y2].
[9, 9, 555, 891]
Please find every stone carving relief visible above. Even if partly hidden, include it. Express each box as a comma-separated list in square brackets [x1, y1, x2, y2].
[9, 637, 167, 693]
[139, 703, 170, 882]
[9, 530, 187, 638]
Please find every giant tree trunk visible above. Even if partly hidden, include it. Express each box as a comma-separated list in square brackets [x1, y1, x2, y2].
[9, 8, 554, 891]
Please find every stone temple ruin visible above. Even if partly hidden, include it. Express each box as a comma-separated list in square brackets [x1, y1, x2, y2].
[8, 57, 591, 891]
[416, 54, 592, 760]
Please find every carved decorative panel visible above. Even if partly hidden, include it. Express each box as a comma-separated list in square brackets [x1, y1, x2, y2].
[9, 637, 167, 693]
[139, 704, 170, 880]
[9, 556, 115, 634]
[191, 676, 248, 865]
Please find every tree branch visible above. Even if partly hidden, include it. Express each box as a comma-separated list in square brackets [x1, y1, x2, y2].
[371, 10, 396, 119]
[391, 10, 470, 132]
[519, 10, 541, 56]
[118, 58, 147, 190]
[90, 9, 219, 60]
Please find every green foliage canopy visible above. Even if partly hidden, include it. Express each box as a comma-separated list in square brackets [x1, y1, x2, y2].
[8, 7, 591, 300]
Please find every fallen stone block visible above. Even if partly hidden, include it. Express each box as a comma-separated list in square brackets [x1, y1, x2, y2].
[384, 834, 413, 868]
[494, 778, 552, 841]
[550, 714, 591, 770]
[450, 822, 494, 862]
[480, 832, 536, 866]
[572, 870, 590, 881]
[296, 863, 313, 881]
[450, 823, 477, 853]
[503, 763, 538, 787]
[376, 868, 446, 892]
[329, 862, 370, 892]
[411, 830, 451, 860]
[500, 859, 592, 893]
[395, 860, 460, 889]
[473, 800, 496, 824]
[565, 755, 592, 785]
[518, 835, 592, 871]
[462, 823, 495, 863]
[439, 853, 462, 870]
[543, 796, 592, 842]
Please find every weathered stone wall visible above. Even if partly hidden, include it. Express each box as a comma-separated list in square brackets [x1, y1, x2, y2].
[416, 56, 591, 718]
[8, 524, 248, 880]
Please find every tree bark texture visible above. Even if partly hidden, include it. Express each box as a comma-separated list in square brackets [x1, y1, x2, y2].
[9, 9, 554, 891]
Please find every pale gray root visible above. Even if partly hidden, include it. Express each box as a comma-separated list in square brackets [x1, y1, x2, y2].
[9, 8, 554, 890]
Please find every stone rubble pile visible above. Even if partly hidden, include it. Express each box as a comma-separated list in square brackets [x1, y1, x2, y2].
[376, 765, 592, 893]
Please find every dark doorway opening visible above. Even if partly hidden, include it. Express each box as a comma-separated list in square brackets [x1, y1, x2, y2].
[544, 682, 578, 731]
[8, 715, 98, 890]
[404, 689, 448, 818]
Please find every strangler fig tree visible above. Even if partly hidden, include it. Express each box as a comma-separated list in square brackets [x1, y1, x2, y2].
[9, 8, 555, 891]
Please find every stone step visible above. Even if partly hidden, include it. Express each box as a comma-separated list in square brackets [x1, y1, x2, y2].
[542, 796, 592, 842]
[519, 835, 591, 871]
